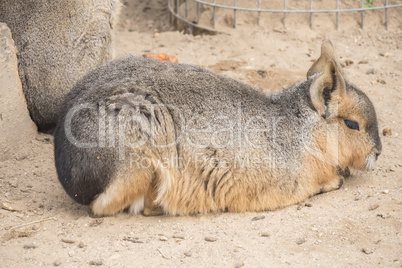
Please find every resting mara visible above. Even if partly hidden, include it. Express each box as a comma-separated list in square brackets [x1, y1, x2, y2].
[54, 41, 381, 216]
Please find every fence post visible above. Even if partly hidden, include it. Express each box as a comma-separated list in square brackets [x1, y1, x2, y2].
[361, 0, 364, 29]
[283, 0, 287, 26]
[310, 0, 313, 29]
[336, 0, 339, 30]
[213, 0, 216, 27]
[385, 0, 388, 30]
[234, 0, 237, 28]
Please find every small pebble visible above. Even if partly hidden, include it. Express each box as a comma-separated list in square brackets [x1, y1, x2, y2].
[259, 232, 270, 237]
[23, 243, 37, 249]
[89, 260, 103, 266]
[78, 242, 85, 248]
[9, 181, 18, 188]
[2, 202, 17, 212]
[381, 189, 389, 194]
[369, 204, 379, 211]
[366, 68, 377, 75]
[61, 238, 76, 244]
[184, 251, 192, 257]
[172, 234, 185, 239]
[252, 215, 265, 221]
[159, 236, 168, 241]
[273, 28, 286, 33]
[68, 251, 75, 257]
[89, 218, 104, 227]
[234, 261, 245, 268]
[358, 60, 369, 64]
[377, 213, 390, 219]
[123, 237, 143, 243]
[108, 254, 120, 261]
[362, 248, 373, 255]
[297, 203, 312, 210]
[376, 79, 386, 84]
[379, 52, 393, 57]
[296, 238, 306, 245]
[205, 236, 218, 242]
[257, 70, 267, 78]
[53, 260, 62, 266]
[344, 59, 354, 66]
[382, 129, 392, 137]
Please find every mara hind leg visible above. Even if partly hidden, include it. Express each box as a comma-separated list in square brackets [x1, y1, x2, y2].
[142, 177, 164, 216]
[90, 168, 154, 216]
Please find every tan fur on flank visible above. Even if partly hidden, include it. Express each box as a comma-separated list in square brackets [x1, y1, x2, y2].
[91, 168, 154, 216]
[54, 41, 382, 216]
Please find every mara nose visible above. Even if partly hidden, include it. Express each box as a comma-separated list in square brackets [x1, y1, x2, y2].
[375, 152, 381, 160]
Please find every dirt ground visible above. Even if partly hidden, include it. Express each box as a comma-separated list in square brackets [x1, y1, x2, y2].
[1, 0, 401, 267]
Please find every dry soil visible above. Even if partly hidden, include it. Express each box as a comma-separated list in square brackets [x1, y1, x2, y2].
[0, 0, 401, 267]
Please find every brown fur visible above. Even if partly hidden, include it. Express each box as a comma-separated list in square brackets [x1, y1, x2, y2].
[91, 168, 154, 216]
[54, 41, 381, 216]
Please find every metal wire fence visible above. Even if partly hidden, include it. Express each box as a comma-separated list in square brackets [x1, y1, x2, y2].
[168, 0, 402, 32]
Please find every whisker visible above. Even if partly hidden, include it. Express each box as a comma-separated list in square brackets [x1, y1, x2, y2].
[364, 154, 376, 170]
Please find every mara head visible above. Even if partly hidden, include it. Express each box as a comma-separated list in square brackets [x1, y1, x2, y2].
[307, 41, 382, 171]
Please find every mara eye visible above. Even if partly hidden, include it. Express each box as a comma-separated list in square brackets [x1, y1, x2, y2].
[344, 120, 359, 131]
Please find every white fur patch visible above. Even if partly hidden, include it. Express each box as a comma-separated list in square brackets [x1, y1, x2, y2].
[153, 162, 171, 202]
[91, 180, 122, 215]
[129, 196, 145, 214]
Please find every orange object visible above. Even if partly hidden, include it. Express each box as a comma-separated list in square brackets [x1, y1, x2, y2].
[167, 56, 178, 63]
[142, 53, 167, 61]
[142, 53, 178, 63]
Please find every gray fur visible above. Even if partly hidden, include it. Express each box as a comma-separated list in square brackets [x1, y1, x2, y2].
[54, 53, 381, 211]
[0, 0, 119, 131]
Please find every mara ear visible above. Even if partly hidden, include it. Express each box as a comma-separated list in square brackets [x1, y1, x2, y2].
[307, 40, 342, 78]
[309, 60, 346, 119]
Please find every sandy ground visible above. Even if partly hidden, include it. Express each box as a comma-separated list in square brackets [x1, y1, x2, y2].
[1, 0, 401, 267]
